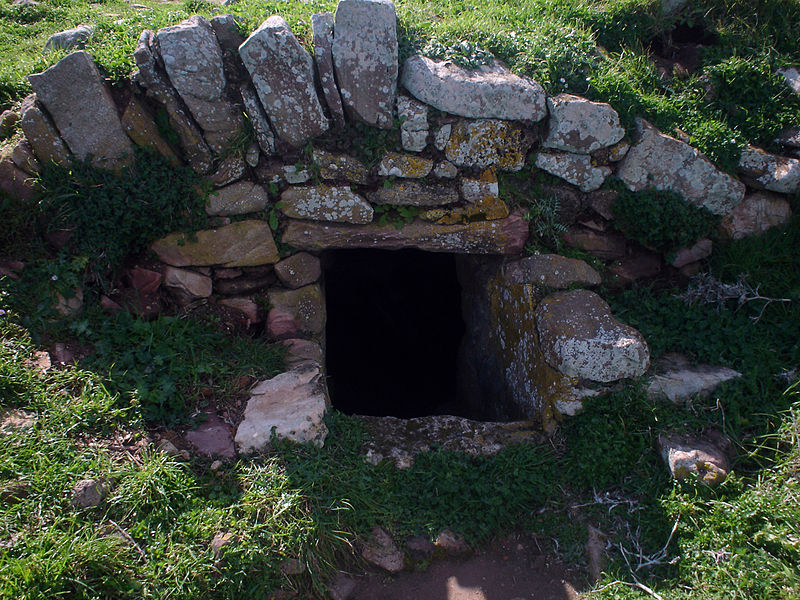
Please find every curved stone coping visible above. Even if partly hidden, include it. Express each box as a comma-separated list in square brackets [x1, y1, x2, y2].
[281, 211, 529, 254]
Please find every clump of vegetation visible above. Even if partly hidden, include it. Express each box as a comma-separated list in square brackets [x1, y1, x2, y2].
[37, 148, 208, 285]
[373, 203, 418, 229]
[608, 179, 719, 254]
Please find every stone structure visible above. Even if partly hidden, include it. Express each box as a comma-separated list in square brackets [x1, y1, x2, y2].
[3, 0, 795, 455]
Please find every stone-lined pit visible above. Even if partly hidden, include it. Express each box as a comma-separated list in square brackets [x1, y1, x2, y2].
[323, 249, 466, 418]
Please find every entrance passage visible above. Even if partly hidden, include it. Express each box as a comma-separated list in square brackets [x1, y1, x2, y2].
[323, 249, 466, 418]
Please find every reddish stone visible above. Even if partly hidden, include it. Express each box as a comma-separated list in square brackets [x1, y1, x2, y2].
[563, 227, 626, 260]
[185, 412, 235, 459]
[100, 295, 123, 312]
[0, 158, 38, 202]
[609, 251, 662, 284]
[266, 307, 301, 339]
[126, 267, 162, 294]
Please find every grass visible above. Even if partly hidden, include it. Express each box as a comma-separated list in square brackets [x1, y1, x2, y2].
[1, 0, 800, 597]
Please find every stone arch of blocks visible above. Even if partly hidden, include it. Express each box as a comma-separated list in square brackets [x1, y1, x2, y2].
[4, 0, 795, 454]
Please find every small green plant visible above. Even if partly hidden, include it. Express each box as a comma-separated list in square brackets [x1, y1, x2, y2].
[421, 37, 495, 69]
[608, 179, 719, 254]
[373, 204, 418, 229]
[522, 194, 568, 251]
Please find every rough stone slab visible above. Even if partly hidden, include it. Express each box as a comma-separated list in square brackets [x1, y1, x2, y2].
[274, 252, 321, 289]
[778, 66, 800, 95]
[155, 16, 243, 152]
[268, 284, 325, 337]
[28, 52, 133, 170]
[8, 138, 40, 175]
[282, 211, 529, 254]
[543, 94, 625, 154]
[535, 152, 611, 192]
[280, 185, 373, 223]
[120, 95, 181, 165]
[312, 13, 345, 129]
[312, 148, 368, 184]
[240, 83, 276, 155]
[503, 254, 601, 288]
[617, 119, 745, 215]
[163, 266, 212, 303]
[359, 414, 545, 469]
[670, 238, 712, 268]
[0, 158, 38, 201]
[658, 431, 733, 486]
[185, 412, 235, 458]
[134, 30, 213, 174]
[219, 296, 261, 326]
[433, 160, 458, 179]
[44, 25, 93, 54]
[720, 192, 792, 239]
[332, 0, 397, 128]
[235, 363, 328, 452]
[738, 145, 800, 194]
[445, 119, 529, 171]
[536, 289, 650, 383]
[210, 156, 246, 187]
[366, 180, 458, 207]
[377, 151, 433, 178]
[401, 130, 428, 153]
[401, 55, 546, 121]
[460, 169, 498, 203]
[647, 353, 741, 403]
[280, 338, 324, 367]
[397, 94, 428, 151]
[0, 110, 19, 139]
[239, 16, 329, 147]
[206, 181, 269, 216]
[151, 220, 279, 267]
[362, 527, 404, 573]
[434, 123, 451, 151]
[563, 227, 626, 260]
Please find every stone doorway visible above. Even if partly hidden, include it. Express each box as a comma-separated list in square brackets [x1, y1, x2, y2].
[323, 249, 466, 419]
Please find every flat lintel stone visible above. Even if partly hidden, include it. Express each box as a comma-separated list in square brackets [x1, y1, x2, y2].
[28, 51, 133, 170]
[281, 211, 529, 254]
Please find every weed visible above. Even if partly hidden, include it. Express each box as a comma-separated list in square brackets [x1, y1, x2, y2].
[522, 194, 568, 252]
[373, 204, 418, 229]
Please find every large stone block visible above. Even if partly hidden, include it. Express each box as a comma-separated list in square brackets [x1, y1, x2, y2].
[444, 119, 530, 171]
[535, 289, 650, 383]
[155, 16, 243, 153]
[366, 180, 457, 207]
[28, 51, 133, 170]
[312, 13, 346, 129]
[617, 119, 744, 215]
[543, 94, 625, 154]
[401, 56, 546, 121]
[332, 0, 397, 128]
[151, 220, 279, 268]
[738, 145, 800, 194]
[279, 185, 373, 223]
[239, 16, 329, 147]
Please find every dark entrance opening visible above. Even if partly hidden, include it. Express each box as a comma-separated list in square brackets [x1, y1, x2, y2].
[323, 249, 466, 418]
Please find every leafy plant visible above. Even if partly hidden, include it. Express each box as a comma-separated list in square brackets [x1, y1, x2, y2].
[373, 204, 418, 229]
[522, 194, 568, 251]
[608, 179, 719, 254]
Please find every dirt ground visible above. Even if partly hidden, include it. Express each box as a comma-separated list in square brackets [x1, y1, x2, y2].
[345, 532, 585, 600]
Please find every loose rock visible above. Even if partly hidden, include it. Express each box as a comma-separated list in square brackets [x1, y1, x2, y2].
[235, 363, 329, 452]
[362, 527, 404, 573]
[647, 353, 741, 403]
[658, 431, 732, 485]
[186, 412, 236, 458]
[669, 238, 712, 268]
[43, 25, 94, 54]
[71, 478, 107, 508]
[163, 267, 212, 303]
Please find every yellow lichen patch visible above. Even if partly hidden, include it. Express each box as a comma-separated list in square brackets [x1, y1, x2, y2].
[478, 167, 498, 183]
[378, 151, 434, 178]
[444, 120, 528, 171]
[419, 196, 509, 225]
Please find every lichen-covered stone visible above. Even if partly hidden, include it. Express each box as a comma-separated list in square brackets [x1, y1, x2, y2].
[235, 363, 328, 452]
[401, 55, 547, 121]
[418, 195, 509, 225]
[239, 16, 329, 147]
[19, 95, 70, 166]
[366, 180, 458, 206]
[312, 148, 369, 184]
[240, 83, 276, 155]
[282, 211, 529, 254]
[503, 254, 601, 288]
[274, 252, 321, 289]
[720, 192, 792, 239]
[535, 152, 611, 192]
[433, 160, 458, 179]
[268, 284, 325, 337]
[377, 151, 433, 178]
[206, 181, 269, 216]
[155, 16, 243, 154]
[362, 527, 404, 573]
[151, 220, 279, 267]
[460, 168, 498, 203]
[134, 30, 213, 174]
[120, 95, 180, 165]
[332, 0, 397, 128]
[28, 51, 133, 170]
[312, 13, 345, 129]
[658, 431, 732, 485]
[256, 161, 311, 185]
[738, 145, 800, 194]
[445, 119, 529, 171]
[617, 119, 745, 215]
[280, 185, 373, 223]
[434, 123, 451, 151]
[543, 94, 625, 154]
[397, 94, 428, 152]
[536, 289, 650, 383]
[647, 353, 741, 403]
[44, 25, 93, 54]
[210, 156, 246, 187]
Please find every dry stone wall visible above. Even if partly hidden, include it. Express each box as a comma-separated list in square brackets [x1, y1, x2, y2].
[1, 0, 795, 451]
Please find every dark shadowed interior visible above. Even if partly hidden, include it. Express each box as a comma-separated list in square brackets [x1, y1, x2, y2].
[322, 248, 467, 418]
